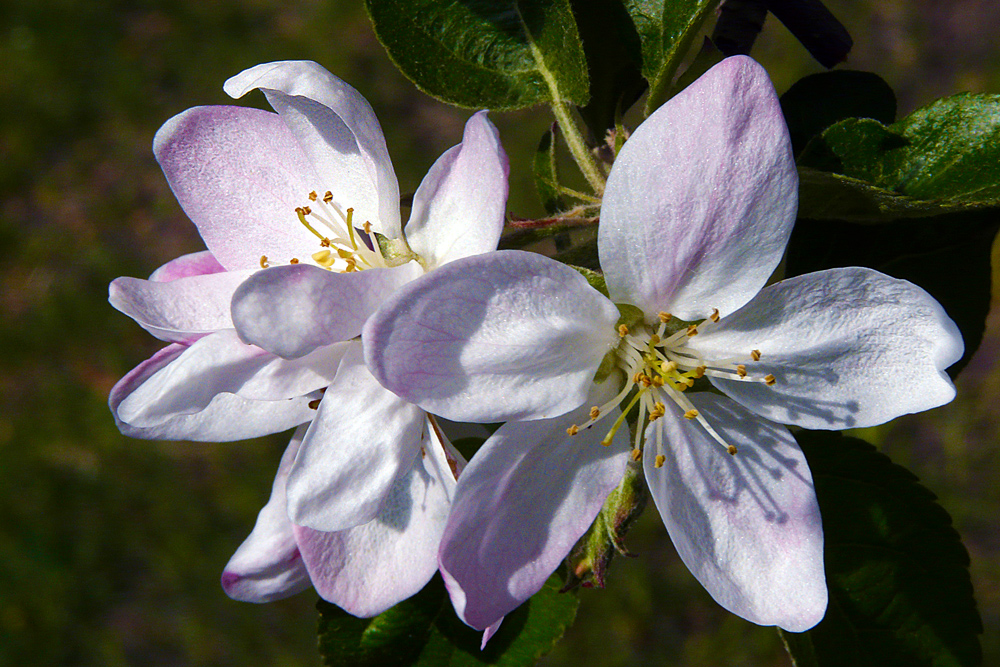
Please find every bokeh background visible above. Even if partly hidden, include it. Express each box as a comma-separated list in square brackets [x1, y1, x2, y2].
[2, 1, 998, 665]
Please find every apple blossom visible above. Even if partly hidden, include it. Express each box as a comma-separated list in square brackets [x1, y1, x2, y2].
[364, 56, 963, 632]
[109, 60, 508, 615]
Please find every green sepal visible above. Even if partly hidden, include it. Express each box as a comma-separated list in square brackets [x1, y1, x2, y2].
[570, 264, 609, 298]
[782, 431, 983, 667]
[564, 459, 647, 589]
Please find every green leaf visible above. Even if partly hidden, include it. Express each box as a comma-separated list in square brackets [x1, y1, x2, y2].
[621, 0, 719, 115]
[364, 0, 589, 110]
[785, 210, 998, 375]
[533, 126, 567, 214]
[799, 93, 1000, 217]
[318, 574, 579, 666]
[780, 70, 896, 156]
[785, 431, 982, 667]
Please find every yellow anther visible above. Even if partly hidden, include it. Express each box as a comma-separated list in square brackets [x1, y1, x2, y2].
[290, 258, 300, 264]
[639, 374, 652, 387]
[686, 325, 698, 337]
[259, 255, 270, 268]
[693, 366, 706, 379]
[631, 448, 643, 462]
[751, 349, 761, 361]
[307, 398, 321, 410]
[589, 407, 601, 420]
[301, 206, 312, 216]
[651, 376, 664, 387]
[765, 374, 777, 386]
[363, 221, 372, 234]
[312, 249, 335, 268]
[683, 409, 699, 420]
[684, 377, 694, 387]
[649, 402, 665, 420]
[648, 334, 661, 345]
[618, 324, 629, 337]
[323, 191, 334, 203]
[308, 191, 318, 201]
[655, 454, 666, 468]
[709, 308, 720, 322]
[566, 424, 580, 436]
[727, 445, 738, 456]
[737, 364, 747, 378]
[632, 371, 644, 384]
[658, 312, 672, 323]
[661, 360, 678, 374]
[320, 237, 332, 247]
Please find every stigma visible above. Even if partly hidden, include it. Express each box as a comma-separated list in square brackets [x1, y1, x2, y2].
[567, 308, 777, 467]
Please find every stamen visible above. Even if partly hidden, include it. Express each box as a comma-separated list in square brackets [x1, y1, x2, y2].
[709, 308, 720, 322]
[686, 325, 698, 337]
[727, 445, 738, 456]
[736, 364, 747, 378]
[259, 255, 270, 268]
[566, 424, 580, 436]
[683, 409, 699, 420]
[765, 374, 776, 386]
[631, 448, 642, 462]
[589, 406, 601, 419]
[323, 191, 333, 204]
[654, 454, 666, 468]
[619, 324, 629, 337]
[290, 258, 300, 264]
[658, 312, 672, 323]
[751, 349, 761, 361]
[308, 191, 318, 201]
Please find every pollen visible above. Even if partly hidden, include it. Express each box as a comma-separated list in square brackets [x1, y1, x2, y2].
[727, 445, 738, 455]
[323, 191, 334, 204]
[654, 454, 666, 468]
[751, 349, 761, 361]
[765, 374, 777, 386]
[709, 308, 720, 322]
[619, 324, 630, 337]
[566, 424, 580, 436]
[308, 191, 318, 201]
[589, 406, 601, 419]
[736, 364, 747, 378]
[683, 409, 699, 420]
[658, 312, 672, 323]
[631, 448, 643, 462]
[259, 255, 270, 268]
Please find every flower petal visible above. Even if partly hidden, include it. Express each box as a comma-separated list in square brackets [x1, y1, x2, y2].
[691, 267, 963, 429]
[149, 250, 225, 282]
[231, 261, 423, 359]
[364, 250, 621, 422]
[405, 111, 508, 268]
[110, 344, 316, 442]
[645, 393, 826, 631]
[116, 330, 343, 428]
[109, 269, 255, 343]
[439, 390, 631, 630]
[153, 105, 323, 271]
[224, 61, 401, 238]
[286, 345, 424, 532]
[599, 56, 797, 321]
[293, 417, 456, 617]
[222, 427, 312, 602]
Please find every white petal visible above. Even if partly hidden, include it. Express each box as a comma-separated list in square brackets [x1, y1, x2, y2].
[439, 388, 631, 630]
[364, 250, 621, 422]
[600, 56, 797, 321]
[116, 330, 343, 425]
[222, 427, 312, 602]
[691, 267, 963, 429]
[224, 61, 401, 238]
[149, 250, 225, 282]
[285, 345, 424, 532]
[110, 344, 316, 442]
[231, 261, 422, 359]
[293, 419, 456, 617]
[645, 394, 827, 631]
[405, 111, 508, 268]
[109, 270, 255, 343]
[153, 105, 323, 271]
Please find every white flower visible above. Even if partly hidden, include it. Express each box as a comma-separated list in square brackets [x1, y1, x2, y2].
[109, 60, 508, 615]
[363, 56, 963, 631]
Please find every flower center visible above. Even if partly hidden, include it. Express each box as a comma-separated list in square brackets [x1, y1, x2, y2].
[568, 309, 775, 467]
[258, 190, 387, 273]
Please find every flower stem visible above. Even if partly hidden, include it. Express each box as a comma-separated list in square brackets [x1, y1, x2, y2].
[550, 101, 606, 195]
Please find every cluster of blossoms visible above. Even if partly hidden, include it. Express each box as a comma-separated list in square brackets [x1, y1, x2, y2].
[111, 56, 962, 637]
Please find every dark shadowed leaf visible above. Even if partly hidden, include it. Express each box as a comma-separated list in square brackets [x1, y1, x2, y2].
[782, 431, 982, 667]
[364, 0, 589, 110]
[318, 574, 579, 666]
[533, 125, 567, 214]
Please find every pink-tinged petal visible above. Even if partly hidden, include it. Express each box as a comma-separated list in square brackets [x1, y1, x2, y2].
[154, 105, 322, 271]
[439, 390, 631, 630]
[600, 56, 797, 321]
[149, 250, 225, 282]
[231, 261, 423, 359]
[222, 427, 311, 602]
[645, 393, 826, 631]
[109, 269, 255, 343]
[116, 330, 342, 427]
[286, 345, 424, 532]
[110, 344, 316, 442]
[293, 418, 457, 617]
[405, 111, 509, 268]
[691, 267, 963, 430]
[364, 250, 621, 422]
[224, 61, 401, 238]
[482, 620, 503, 649]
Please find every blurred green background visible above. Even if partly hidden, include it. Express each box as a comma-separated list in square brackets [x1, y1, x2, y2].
[2, 1, 998, 665]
